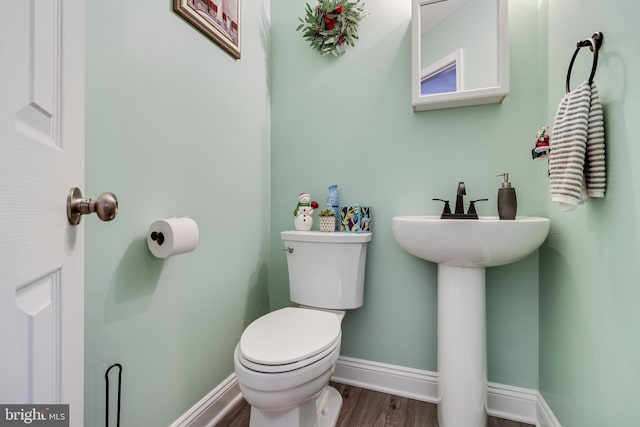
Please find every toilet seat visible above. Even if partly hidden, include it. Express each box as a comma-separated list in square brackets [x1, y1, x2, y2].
[238, 307, 341, 374]
[238, 339, 340, 374]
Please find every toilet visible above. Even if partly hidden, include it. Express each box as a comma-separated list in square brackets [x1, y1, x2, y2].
[234, 230, 372, 427]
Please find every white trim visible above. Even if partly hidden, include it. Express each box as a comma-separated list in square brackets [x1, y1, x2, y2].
[171, 357, 561, 427]
[487, 382, 538, 424]
[333, 356, 551, 426]
[332, 356, 440, 403]
[169, 373, 242, 427]
[536, 392, 562, 427]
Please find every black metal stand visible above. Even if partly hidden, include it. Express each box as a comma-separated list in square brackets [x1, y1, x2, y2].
[105, 363, 123, 427]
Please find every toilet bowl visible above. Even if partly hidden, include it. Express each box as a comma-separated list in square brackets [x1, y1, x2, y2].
[234, 230, 372, 427]
[234, 307, 344, 427]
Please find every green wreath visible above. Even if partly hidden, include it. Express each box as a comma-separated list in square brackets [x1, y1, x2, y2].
[296, 0, 366, 56]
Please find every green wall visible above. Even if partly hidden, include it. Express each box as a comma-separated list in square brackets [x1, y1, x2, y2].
[271, 0, 543, 387]
[539, 0, 640, 425]
[84, 1, 271, 425]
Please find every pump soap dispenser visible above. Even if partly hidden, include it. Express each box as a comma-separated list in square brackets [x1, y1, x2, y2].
[497, 173, 517, 220]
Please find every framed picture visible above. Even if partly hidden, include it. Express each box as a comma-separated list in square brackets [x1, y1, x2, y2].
[174, 0, 241, 59]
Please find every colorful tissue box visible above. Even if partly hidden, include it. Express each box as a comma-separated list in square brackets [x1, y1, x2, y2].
[340, 205, 371, 232]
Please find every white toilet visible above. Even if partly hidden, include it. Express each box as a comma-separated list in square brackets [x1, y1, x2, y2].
[234, 230, 372, 427]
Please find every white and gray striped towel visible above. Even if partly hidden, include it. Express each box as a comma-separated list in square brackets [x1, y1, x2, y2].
[549, 80, 606, 211]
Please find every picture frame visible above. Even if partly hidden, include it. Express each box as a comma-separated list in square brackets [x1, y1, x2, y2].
[174, 0, 241, 59]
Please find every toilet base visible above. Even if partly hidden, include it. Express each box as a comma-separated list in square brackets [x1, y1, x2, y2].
[249, 385, 343, 427]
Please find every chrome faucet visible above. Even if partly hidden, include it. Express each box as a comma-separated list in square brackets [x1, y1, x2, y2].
[432, 181, 487, 219]
[454, 181, 466, 215]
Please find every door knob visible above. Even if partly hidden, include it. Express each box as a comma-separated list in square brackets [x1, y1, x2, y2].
[67, 187, 118, 225]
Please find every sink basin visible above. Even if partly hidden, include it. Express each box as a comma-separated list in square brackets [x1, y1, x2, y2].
[391, 215, 550, 268]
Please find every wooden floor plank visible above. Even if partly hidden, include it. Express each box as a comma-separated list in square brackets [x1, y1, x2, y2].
[333, 382, 364, 426]
[488, 416, 532, 427]
[403, 395, 440, 427]
[349, 386, 390, 427]
[384, 394, 409, 427]
[215, 382, 534, 427]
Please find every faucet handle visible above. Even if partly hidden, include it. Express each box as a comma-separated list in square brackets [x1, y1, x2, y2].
[467, 198, 489, 217]
[432, 198, 452, 216]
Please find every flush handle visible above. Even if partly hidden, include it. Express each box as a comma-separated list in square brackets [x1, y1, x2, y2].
[283, 247, 294, 254]
[67, 187, 118, 225]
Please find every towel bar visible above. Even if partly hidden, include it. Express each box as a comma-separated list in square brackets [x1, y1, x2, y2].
[566, 31, 603, 93]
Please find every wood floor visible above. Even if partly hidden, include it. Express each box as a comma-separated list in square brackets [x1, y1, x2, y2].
[215, 382, 534, 427]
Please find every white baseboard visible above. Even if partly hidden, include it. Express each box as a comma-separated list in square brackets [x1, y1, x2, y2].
[332, 356, 440, 403]
[333, 356, 542, 426]
[169, 373, 242, 427]
[536, 392, 562, 427]
[172, 356, 560, 427]
[487, 382, 538, 424]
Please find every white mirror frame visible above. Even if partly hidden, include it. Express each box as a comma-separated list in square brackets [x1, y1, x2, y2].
[411, 0, 509, 112]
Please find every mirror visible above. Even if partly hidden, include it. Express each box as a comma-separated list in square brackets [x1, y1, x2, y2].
[411, 0, 509, 112]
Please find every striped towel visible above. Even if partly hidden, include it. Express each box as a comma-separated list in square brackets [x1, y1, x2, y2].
[549, 80, 606, 211]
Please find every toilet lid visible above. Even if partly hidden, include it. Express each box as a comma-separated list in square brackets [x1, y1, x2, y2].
[239, 307, 341, 366]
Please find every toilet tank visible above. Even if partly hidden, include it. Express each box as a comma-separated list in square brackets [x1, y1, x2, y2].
[281, 231, 372, 309]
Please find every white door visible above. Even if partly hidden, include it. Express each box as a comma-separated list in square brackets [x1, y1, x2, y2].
[0, 0, 85, 425]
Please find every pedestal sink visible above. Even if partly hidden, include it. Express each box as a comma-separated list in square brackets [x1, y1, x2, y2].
[391, 215, 550, 427]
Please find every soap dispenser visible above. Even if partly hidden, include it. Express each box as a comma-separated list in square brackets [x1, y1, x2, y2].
[497, 173, 517, 220]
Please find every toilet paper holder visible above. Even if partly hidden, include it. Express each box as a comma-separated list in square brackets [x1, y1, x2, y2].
[147, 217, 199, 258]
[150, 231, 165, 245]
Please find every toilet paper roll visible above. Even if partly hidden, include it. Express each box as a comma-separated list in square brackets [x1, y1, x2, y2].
[147, 217, 199, 258]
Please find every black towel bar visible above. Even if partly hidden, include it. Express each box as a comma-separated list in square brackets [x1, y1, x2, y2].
[565, 31, 604, 93]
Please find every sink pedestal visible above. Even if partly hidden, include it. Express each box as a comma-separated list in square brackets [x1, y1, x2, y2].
[438, 265, 486, 427]
[391, 215, 550, 427]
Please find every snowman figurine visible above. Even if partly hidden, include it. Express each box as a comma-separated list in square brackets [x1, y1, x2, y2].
[293, 192, 319, 231]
